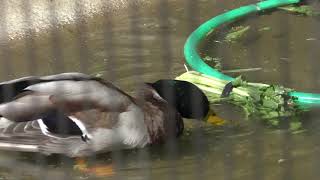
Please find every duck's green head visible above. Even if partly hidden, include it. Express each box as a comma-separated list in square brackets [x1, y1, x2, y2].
[149, 80, 210, 120]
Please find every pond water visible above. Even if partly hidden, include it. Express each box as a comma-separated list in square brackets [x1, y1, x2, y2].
[0, 0, 320, 179]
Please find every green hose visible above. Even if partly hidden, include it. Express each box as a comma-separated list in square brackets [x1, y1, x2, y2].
[184, 0, 320, 108]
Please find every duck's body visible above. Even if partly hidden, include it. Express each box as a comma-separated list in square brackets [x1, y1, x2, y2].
[0, 73, 208, 157]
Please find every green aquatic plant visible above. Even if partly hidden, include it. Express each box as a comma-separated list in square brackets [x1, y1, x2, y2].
[225, 25, 250, 42]
[258, 26, 271, 32]
[176, 71, 304, 129]
[279, 5, 320, 16]
[203, 56, 222, 71]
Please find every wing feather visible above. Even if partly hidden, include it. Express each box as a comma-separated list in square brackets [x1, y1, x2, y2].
[0, 119, 86, 155]
[0, 73, 133, 156]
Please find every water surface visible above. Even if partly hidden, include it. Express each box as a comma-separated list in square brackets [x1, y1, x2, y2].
[0, 0, 320, 179]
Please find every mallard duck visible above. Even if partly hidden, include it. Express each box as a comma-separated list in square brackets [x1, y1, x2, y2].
[0, 73, 211, 157]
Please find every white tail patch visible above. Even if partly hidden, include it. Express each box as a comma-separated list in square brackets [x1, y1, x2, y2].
[37, 119, 50, 135]
[37, 117, 92, 140]
[68, 116, 92, 139]
[37, 119, 62, 139]
[0, 117, 13, 129]
[0, 117, 14, 136]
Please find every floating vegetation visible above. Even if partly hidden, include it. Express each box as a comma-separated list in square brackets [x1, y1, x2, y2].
[225, 25, 250, 42]
[258, 26, 271, 32]
[203, 56, 222, 71]
[176, 71, 305, 130]
[278, 5, 320, 16]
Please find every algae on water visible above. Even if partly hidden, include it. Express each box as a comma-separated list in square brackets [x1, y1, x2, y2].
[279, 5, 320, 16]
[225, 25, 250, 42]
[258, 26, 271, 32]
[203, 56, 222, 71]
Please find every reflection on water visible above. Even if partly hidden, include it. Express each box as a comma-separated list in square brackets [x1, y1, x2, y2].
[0, 0, 320, 179]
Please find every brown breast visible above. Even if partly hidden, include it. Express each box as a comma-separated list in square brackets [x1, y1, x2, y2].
[139, 84, 183, 144]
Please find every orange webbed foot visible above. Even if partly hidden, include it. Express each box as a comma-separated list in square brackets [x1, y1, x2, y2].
[74, 158, 115, 177]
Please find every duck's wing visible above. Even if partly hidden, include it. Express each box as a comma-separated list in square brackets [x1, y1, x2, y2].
[0, 73, 132, 122]
[0, 118, 90, 156]
[0, 73, 135, 156]
[0, 109, 130, 156]
[25, 79, 132, 113]
[0, 72, 92, 104]
[0, 119, 45, 152]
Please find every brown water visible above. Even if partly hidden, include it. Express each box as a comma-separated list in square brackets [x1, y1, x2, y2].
[0, 0, 320, 179]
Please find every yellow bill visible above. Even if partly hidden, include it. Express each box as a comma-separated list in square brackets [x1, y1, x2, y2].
[205, 109, 225, 126]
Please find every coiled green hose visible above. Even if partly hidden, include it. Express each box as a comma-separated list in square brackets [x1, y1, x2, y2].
[184, 0, 320, 108]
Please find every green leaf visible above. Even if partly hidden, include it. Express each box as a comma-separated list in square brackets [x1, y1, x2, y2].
[279, 5, 320, 16]
[269, 119, 279, 126]
[203, 56, 223, 71]
[290, 121, 302, 131]
[262, 99, 278, 109]
[258, 27, 271, 32]
[232, 76, 245, 87]
[225, 26, 250, 42]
